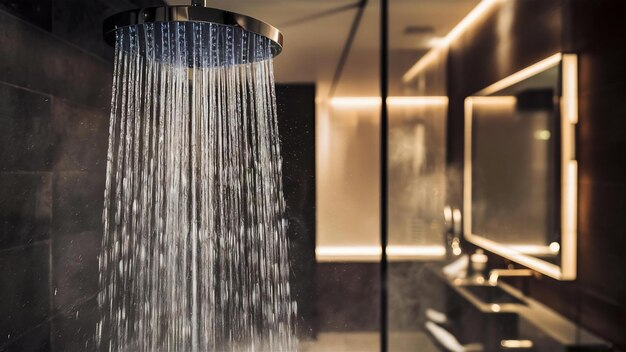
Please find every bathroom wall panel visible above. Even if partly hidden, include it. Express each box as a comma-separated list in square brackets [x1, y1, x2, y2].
[52, 0, 124, 61]
[0, 84, 53, 172]
[52, 99, 109, 173]
[578, 141, 626, 187]
[316, 263, 380, 332]
[567, 0, 626, 97]
[577, 84, 626, 186]
[0, 0, 164, 58]
[387, 262, 430, 331]
[577, 289, 626, 351]
[565, 5, 626, 347]
[576, 178, 621, 238]
[446, 0, 626, 348]
[0, 243, 51, 350]
[526, 276, 580, 322]
[539, 2, 626, 347]
[0, 2, 162, 350]
[577, 50, 626, 97]
[52, 172, 104, 235]
[577, 84, 626, 145]
[51, 230, 100, 314]
[0, 172, 52, 250]
[49, 81, 108, 338]
[0, 0, 52, 30]
[0, 10, 112, 109]
[317, 263, 439, 334]
[576, 181, 626, 303]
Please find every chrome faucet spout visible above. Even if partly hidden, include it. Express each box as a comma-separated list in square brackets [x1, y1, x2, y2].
[488, 269, 533, 285]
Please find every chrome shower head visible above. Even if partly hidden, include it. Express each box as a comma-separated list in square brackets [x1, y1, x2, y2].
[102, 3, 283, 61]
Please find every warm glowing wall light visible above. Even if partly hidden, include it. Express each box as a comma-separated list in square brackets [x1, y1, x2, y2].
[468, 96, 517, 106]
[329, 97, 381, 108]
[328, 96, 448, 109]
[403, 0, 503, 82]
[316, 246, 381, 258]
[476, 53, 562, 96]
[403, 50, 440, 82]
[507, 244, 559, 256]
[560, 53, 578, 280]
[315, 245, 446, 262]
[387, 96, 448, 106]
[562, 54, 578, 124]
[445, 0, 501, 46]
[427, 37, 445, 48]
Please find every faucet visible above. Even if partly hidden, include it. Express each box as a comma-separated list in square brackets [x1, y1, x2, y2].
[488, 269, 533, 285]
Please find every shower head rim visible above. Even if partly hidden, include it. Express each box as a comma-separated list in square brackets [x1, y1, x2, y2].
[103, 5, 283, 56]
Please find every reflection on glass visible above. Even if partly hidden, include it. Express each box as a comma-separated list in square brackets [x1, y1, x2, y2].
[389, 101, 448, 254]
[469, 64, 561, 263]
[464, 54, 578, 280]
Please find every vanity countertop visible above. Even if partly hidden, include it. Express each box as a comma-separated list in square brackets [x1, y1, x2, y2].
[431, 266, 611, 351]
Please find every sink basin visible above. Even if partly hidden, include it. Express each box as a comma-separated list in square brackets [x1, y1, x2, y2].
[462, 284, 525, 305]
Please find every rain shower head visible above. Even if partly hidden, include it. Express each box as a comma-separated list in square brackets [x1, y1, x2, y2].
[103, 3, 283, 61]
[98, 3, 294, 351]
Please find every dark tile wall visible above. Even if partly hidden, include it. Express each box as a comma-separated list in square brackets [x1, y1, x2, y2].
[314, 262, 429, 334]
[316, 263, 380, 332]
[0, 1, 162, 351]
[316, 262, 439, 334]
[388, 262, 430, 331]
[0, 172, 52, 249]
[0, 243, 51, 352]
[0, 85, 53, 172]
[0, 0, 164, 61]
[442, 0, 626, 349]
[0, 0, 52, 30]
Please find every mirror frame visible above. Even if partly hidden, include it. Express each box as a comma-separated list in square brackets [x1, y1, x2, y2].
[463, 53, 578, 280]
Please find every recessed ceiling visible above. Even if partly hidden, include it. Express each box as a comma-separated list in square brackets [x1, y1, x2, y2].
[165, 0, 479, 97]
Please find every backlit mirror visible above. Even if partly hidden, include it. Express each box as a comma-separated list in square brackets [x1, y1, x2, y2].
[464, 53, 578, 280]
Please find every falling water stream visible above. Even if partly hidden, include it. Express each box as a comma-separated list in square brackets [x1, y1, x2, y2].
[96, 22, 296, 351]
